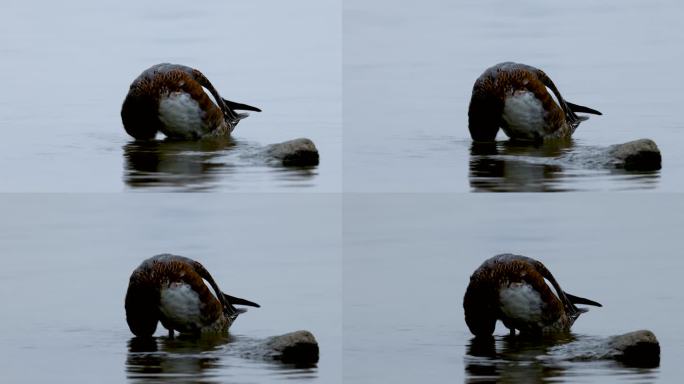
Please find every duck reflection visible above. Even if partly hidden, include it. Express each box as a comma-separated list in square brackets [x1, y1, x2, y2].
[123, 137, 238, 190]
[469, 140, 574, 192]
[465, 334, 575, 383]
[123, 137, 318, 190]
[126, 333, 232, 382]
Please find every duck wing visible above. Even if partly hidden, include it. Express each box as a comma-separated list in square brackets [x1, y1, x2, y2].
[535, 69, 602, 127]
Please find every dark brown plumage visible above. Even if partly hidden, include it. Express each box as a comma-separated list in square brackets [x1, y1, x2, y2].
[121, 63, 261, 140]
[463, 254, 601, 337]
[125, 254, 259, 337]
[468, 62, 601, 142]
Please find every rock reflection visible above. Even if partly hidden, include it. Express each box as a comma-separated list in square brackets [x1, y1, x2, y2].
[465, 334, 574, 383]
[123, 137, 238, 191]
[126, 334, 232, 383]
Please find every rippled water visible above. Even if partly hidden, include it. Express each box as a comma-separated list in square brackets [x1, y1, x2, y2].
[344, 0, 684, 192]
[121, 138, 321, 192]
[0, 0, 341, 192]
[344, 194, 684, 383]
[0, 195, 341, 383]
[467, 140, 661, 192]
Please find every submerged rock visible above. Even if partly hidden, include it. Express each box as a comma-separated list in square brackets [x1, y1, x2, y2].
[608, 139, 662, 171]
[547, 329, 660, 367]
[265, 138, 320, 166]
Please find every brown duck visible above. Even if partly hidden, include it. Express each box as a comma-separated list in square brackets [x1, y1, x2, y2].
[463, 254, 601, 337]
[468, 62, 601, 142]
[121, 63, 261, 140]
[125, 254, 259, 337]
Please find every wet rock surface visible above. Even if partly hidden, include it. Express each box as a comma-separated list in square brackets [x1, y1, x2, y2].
[608, 139, 662, 171]
[560, 138, 662, 171]
[262, 330, 320, 365]
[547, 330, 660, 367]
[240, 330, 320, 367]
[264, 138, 320, 167]
[608, 330, 661, 367]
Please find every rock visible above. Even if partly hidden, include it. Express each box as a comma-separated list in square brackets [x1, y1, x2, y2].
[265, 138, 320, 166]
[608, 139, 662, 171]
[262, 330, 320, 365]
[238, 330, 319, 366]
[608, 330, 660, 367]
[547, 329, 660, 368]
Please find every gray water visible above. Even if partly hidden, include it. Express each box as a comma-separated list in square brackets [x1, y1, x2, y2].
[0, 0, 341, 192]
[344, 0, 684, 192]
[344, 194, 684, 383]
[0, 195, 341, 383]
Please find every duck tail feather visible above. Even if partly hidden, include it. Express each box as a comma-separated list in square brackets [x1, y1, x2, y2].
[222, 292, 261, 308]
[222, 98, 262, 112]
[566, 101, 602, 115]
[566, 292, 602, 307]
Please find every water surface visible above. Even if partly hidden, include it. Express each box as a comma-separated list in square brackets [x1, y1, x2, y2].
[344, 194, 684, 382]
[344, 0, 684, 192]
[0, 195, 341, 383]
[0, 0, 340, 192]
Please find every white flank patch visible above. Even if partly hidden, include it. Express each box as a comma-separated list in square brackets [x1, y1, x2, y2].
[502, 90, 546, 139]
[159, 283, 203, 328]
[158, 92, 206, 138]
[499, 283, 543, 323]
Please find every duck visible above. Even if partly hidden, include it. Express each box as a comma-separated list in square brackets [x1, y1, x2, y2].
[121, 63, 261, 140]
[125, 254, 260, 338]
[468, 62, 602, 142]
[463, 253, 601, 337]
